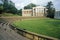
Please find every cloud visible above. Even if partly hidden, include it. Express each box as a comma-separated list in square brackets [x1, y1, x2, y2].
[11, 0, 60, 10]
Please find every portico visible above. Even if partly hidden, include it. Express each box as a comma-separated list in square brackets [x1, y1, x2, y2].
[22, 6, 47, 17]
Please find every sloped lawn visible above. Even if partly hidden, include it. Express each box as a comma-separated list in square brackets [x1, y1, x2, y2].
[13, 18, 60, 39]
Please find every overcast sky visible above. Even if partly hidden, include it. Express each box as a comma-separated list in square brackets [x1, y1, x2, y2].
[11, 0, 60, 10]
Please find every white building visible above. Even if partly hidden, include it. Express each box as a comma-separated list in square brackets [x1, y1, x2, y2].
[54, 11, 60, 19]
[22, 6, 47, 17]
[33, 6, 47, 16]
[22, 9, 32, 16]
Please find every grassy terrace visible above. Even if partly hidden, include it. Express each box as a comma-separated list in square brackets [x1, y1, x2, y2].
[13, 18, 60, 39]
[0, 13, 20, 17]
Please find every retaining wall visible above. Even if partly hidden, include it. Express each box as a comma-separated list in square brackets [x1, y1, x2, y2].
[9, 25, 59, 40]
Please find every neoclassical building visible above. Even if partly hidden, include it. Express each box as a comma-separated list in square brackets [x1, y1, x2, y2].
[22, 9, 32, 16]
[22, 6, 47, 17]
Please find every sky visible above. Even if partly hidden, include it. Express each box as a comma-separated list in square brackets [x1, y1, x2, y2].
[11, 0, 60, 10]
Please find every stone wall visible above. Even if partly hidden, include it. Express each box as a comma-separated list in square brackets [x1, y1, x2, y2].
[10, 24, 59, 40]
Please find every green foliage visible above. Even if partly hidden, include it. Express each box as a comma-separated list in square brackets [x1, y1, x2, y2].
[18, 9, 22, 16]
[13, 18, 60, 39]
[7, 4, 18, 14]
[0, 13, 19, 17]
[0, 4, 3, 10]
[0, 0, 18, 14]
[0, 4, 3, 14]
[24, 3, 36, 9]
[46, 1, 55, 18]
[3, 0, 8, 11]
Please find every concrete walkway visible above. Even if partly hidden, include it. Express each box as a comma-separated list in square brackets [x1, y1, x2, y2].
[0, 22, 30, 40]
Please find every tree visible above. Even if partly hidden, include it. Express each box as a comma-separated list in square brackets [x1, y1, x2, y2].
[3, 0, 18, 14]
[3, 0, 8, 12]
[0, 4, 3, 14]
[46, 1, 55, 18]
[6, 4, 17, 14]
[0, 0, 4, 14]
[18, 9, 22, 16]
[24, 3, 36, 9]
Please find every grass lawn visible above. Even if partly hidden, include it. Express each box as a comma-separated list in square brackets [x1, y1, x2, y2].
[13, 18, 60, 39]
[0, 13, 20, 17]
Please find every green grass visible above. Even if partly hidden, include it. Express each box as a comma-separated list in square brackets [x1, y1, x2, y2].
[13, 18, 60, 39]
[0, 13, 20, 17]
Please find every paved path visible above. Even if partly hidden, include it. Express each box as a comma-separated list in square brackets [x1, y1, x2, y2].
[0, 22, 30, 40]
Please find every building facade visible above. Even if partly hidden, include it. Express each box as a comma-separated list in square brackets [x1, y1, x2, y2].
[22, 9, 32, 16]
[54, 11, 60, 19]
[22, 6, 47, 17]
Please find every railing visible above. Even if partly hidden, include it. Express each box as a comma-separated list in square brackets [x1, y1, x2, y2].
[9, 25, 59, 40]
